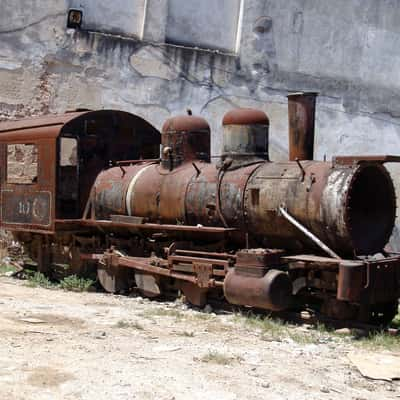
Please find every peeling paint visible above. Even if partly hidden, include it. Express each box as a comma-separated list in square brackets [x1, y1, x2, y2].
[2, 0, 400, 248]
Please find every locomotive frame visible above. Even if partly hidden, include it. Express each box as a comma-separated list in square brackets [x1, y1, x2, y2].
[0, 96, 400, 325]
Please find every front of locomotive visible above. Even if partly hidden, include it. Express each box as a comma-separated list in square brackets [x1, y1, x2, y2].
[226, 93, 400, 323]
[245, 155, 397, 257]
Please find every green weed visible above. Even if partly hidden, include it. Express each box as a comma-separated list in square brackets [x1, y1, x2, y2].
[59, 275, 94, 292]
[0, 263, 18, 275]
[26, 271, 53, 289]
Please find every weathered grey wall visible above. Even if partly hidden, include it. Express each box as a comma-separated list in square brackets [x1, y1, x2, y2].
[1, 0, 400, 247]
[166, 0, 242, 52]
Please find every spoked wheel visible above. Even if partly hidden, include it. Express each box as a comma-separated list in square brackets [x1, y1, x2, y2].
[357, 301, 399, 326]
[97, 264, 134, 294]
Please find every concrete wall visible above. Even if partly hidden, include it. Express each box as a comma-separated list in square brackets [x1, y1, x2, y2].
[166, 0, 242, 52]
[1, 0, 400, 247]
[68, 0, 147, 38]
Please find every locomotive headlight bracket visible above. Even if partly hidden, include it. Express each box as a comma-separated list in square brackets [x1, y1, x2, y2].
[67, 9, 83, 29]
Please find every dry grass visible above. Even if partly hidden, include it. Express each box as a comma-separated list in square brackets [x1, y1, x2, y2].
[138, 308, 185, 321]
[355, 331, 400, 350]
[115, 319, 145, 330]
[176, 330, 195, 337]
[233, 312, 328, 344]
[139, 307, 214, 323]
[198, 350, 243, 366]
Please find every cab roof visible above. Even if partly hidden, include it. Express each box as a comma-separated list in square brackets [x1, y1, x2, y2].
[0, 110, 155, 142]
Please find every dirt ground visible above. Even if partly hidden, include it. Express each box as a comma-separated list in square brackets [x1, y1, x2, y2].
[0, 276, 399, 400]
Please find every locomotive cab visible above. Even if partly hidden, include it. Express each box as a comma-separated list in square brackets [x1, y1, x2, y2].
[0, 110, 161, 232]
[56, 110, 161, 220]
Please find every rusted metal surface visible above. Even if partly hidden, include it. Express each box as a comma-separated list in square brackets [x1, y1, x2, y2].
[0, 112, 85, 137]
[110, 215, 144, 224]
[185, 162, 260, 230]
[92, 165, 145, 218]
[97, 262, 134, 294]
[0, 110, 161, 232]
[114, 255, 196, 282]
[224, 268, 293, 311]
[88, 108, 395, 256]
[94, 162, 199, 224]
[337, 257, 400, 304]
[93, 154, 257, 230]
[161, 114, 210, 170]
[192, 263, 213, 288]
[279, 207, 341, 259]
[222, 108, 269, 164]
[332, 155, 400, 165]
[171, 249, 236, 260]
[63, 111, 161, 217]
[361, 258, 400, 303]
[0, 136, 57, 233]
[245, 161, 396, 256]
[113, 254, 225, 290]
[220, 163, 262, 229]
[168, 254, 229, 268]
[2, 100, 400, 324]
[116, 159, 160, 165]
[2, 191, 51, 226]
[57, 219, 235, 235]
[287, 92, 318, 161]
[222, 108, 269, 126]
[283, 254, 341, 267]
[87, 247, 230, 301]
[337, 261, 365, 302]
[185, 164, 221, 226]
[134, 163, 198, 224]
[93, 163, 169, 221]
[235, 249, 284, 277]
[162, 114, 210, 133]
[179, 281, 208, 307]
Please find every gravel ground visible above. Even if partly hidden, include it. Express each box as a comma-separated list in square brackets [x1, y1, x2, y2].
[0, 276, 398, 400]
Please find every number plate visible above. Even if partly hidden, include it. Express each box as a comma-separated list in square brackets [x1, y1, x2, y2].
[1, 190, 51, 226]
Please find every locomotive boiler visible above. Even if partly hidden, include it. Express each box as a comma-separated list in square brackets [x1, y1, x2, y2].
[1, 94, 399, 325]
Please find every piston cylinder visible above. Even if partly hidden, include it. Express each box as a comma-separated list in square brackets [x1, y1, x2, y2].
[224, 268, 293, 311]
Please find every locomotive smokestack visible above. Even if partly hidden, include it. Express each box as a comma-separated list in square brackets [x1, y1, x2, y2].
[287, 92, 318, 161]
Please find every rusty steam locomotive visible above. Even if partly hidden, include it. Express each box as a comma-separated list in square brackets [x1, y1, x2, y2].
[1, 92, 399, 324]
